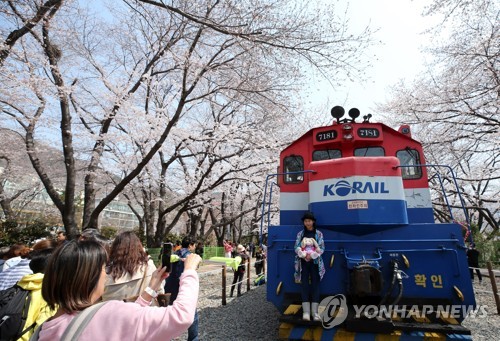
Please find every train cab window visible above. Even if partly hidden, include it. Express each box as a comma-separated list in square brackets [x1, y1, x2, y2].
[312, 149, 342, 161]
[354, 147, 385, 157]
[283, 155, 304, 184]
[396, 149, 423, 179]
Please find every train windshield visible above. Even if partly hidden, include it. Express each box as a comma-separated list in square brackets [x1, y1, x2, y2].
[397, 148, 423, 179]
[312, 149, 342, 161]
[354, 147, 385, 157]
[283, 155, 304, 183]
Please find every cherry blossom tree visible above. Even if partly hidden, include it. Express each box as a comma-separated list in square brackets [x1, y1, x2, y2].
[1, 0, 372, 240]
[0, 0, 64, 65]
[380, 0, 499, 239]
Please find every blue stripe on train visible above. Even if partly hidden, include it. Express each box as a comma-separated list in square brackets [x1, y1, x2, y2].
[280, 207, 434, 226]
[310, 200, 408, 225]
[407, 207, 434, 223]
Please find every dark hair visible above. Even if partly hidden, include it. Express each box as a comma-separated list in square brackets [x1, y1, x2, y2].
[42, 240, 107, 313]
[4, 244, 29, 259]
[181, 236, 196, 249]
[29, 248, 55, 273]
[80, 228, 101, 240]
[32, 239, 57, 251]
[80, 228, 110, 252]
[57, 231, 66, 236]
[301, 212, 316, 222]
[28, 239, 57, 273]
[108, 231, 148, 280]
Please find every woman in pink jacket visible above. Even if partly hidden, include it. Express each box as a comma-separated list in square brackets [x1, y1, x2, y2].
[35, 240, 201, 341]
[223, 240, 233, 258]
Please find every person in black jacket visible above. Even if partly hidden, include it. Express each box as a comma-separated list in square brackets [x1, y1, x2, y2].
[230, 245, 249, 297]
[164, 236, 199, 341]
[467, 243, 482, 282]
[254, 246, 266, 276]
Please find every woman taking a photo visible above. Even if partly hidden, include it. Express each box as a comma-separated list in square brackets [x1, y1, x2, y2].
[35, 240, 201, 340]
[102, 231, 163, 301]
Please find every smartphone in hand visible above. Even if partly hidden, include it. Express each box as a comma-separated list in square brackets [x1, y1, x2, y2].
[162, 242, 173, 273]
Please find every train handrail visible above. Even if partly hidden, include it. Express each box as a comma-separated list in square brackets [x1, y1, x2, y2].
[395, 164, 473, 244]
[267, 182, 278, 234]
[342, 249, 383, 262]
[259, 170, 316, 246]
[429, 172, 454, 220]
[380, 248, 461, 276]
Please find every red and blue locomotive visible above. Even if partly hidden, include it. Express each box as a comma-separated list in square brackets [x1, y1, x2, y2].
[262, 106, 475, 340]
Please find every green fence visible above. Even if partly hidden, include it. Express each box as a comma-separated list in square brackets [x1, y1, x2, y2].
[147, 248, 162, 266]
[203, 246, 224, 259]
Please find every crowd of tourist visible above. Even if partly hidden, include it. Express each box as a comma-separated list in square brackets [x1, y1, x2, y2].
[0, 230, 266, 341]
[0, 230, 202, 341]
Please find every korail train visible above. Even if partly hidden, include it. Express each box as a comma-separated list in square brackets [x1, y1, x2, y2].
[260, 106, 475, 340]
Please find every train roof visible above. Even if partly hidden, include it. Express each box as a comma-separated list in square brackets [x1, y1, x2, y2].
[281, 121, 421, 155]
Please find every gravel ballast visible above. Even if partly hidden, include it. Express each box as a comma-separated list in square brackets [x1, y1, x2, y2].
[462, 279, 500, 340]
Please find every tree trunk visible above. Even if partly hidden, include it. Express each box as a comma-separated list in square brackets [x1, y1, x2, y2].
[0, 192, 14, 221]
[199, 211, 208, 240]
[82, 182, 96, 231]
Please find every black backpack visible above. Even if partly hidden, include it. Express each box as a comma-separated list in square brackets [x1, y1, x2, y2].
[0, 285, 34, 341]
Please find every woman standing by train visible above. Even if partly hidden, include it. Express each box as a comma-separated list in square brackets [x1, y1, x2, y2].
[294, 212, 325, 321]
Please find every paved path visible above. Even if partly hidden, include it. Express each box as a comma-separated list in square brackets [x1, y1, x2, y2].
[198, 261, 225, 274]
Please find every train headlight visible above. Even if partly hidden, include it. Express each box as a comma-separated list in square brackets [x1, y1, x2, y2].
[342, 124, 353, 140]
[343, 133, 353, 140]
